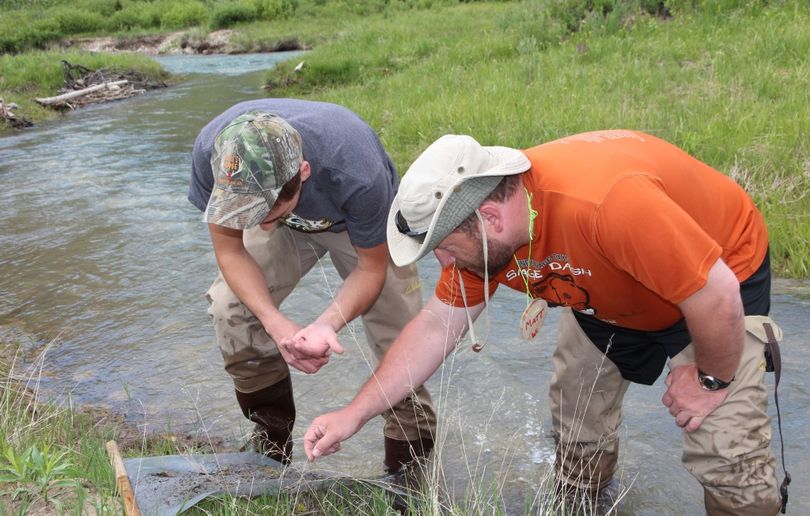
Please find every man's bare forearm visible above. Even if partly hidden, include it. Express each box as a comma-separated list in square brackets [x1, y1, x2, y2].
[209, 224, 292, 339]
[679, 258, 744, 381]
[313, 242, 389, 332]
[346, 295, 476, 423]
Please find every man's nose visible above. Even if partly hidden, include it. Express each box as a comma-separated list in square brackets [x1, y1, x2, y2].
[433, 248, 455, 268]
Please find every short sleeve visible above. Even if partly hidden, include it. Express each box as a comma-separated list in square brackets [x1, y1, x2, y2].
[340, 173, 395, 248]
[434, 265, 500, 307]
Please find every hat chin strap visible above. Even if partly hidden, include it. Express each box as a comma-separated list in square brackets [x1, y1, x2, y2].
[459, 209, 491, 353]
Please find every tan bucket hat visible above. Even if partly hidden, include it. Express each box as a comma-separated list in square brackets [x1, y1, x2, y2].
[387, 134, 530, 266]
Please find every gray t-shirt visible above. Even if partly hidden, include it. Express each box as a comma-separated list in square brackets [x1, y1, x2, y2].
[188, 99, 399, 248]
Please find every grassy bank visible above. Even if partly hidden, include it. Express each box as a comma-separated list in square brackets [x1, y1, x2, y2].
[0, 342, 227, 513]
[262, 0, 810, 278]
[0, 342, 435, 515]
[0, 50, 169, 128]
[0, 355, 507, 515]
[1, 342, 121, 514]
[0, 0, 300, 53]
[1, 338, 608, 515]
[0, 0, 419, 133]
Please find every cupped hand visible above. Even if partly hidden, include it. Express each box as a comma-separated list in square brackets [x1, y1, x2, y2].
[277, 339, 331, 374]
[263, 318, 325, 374]
[661, 363, 729, 433]
[292, 322, 345, 357]
[276, 323, 344, 374]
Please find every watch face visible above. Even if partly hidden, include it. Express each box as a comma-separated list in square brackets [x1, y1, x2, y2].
[700, 375, 722, 391]
[698, 371, 731, 391]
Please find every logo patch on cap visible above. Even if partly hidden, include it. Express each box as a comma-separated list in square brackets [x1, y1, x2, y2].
[223, 153, 241, 180]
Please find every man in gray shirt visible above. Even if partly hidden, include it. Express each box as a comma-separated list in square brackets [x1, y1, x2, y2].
[188, 99, 436, 473]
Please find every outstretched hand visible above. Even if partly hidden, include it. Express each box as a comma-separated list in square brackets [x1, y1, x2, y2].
[278, 322, 345, 374]
[303, 408, 362, 462]
[661, 363, 729, 433]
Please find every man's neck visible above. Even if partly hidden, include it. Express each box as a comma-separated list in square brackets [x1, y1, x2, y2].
[504, 186, 533, 249]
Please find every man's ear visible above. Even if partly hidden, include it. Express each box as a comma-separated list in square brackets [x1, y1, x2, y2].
[300, 160, 311, 182]
[478, 202, 504, 233]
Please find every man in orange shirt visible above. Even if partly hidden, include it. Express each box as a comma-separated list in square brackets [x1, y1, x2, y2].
[302, 131, 785, 515]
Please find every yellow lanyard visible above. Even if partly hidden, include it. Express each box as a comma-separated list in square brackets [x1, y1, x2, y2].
[514, 187, 538, 305]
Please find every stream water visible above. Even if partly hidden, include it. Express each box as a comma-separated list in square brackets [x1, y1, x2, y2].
[1, 52, 808, 515]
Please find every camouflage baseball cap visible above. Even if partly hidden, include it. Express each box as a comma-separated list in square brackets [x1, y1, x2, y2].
[204, 111, 303, 229]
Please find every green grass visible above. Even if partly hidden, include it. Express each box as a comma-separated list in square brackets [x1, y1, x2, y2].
[0, 0, 456, 54]
[0, 49, 169, 127]
[0, 340, 436, 515]
[0, 343, 118, 514]
[261, 0, 810, 277]
[0, 0, 300, 53]
[0, 341, 429, 515]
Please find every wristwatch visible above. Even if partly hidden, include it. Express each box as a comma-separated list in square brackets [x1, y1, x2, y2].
[697, 369, 734, 391]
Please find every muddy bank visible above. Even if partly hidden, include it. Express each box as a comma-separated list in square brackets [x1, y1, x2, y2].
[67, 29, 306, 56]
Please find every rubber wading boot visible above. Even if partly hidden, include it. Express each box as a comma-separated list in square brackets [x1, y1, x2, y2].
[555, 478, 620, 516]
[235, 376, 296, 465]
[384, 436, 434, 475]
[384, 436, 434, 513]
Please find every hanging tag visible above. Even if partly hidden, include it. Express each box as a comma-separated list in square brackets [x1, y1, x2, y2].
[520, 298, 548, 340]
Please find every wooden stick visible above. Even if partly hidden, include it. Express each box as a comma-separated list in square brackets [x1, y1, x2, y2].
[105, 440, 142, 516]
[35, 80, 129, 106]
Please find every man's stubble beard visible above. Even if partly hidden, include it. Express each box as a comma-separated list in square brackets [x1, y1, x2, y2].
[455, 236, 516, 279]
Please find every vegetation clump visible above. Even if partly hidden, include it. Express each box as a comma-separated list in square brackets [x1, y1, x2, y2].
[34, 59, 168, 110]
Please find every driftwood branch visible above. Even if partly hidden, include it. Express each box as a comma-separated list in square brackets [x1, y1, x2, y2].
[0, 97, 33, 128]
[35, 80, 130, 107]
[7, 60, 164, 128]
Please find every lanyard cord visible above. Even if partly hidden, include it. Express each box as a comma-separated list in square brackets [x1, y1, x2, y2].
[465, 190, 537, 353]
[464, 208, 490, 353]
[466, 189, 537, 352]
[514, 187, 538, 306]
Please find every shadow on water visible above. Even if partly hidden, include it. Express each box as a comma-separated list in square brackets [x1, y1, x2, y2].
[0, 52, 808, 514]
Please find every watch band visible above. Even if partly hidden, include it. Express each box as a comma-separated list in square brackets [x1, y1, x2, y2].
[697, 369, 734, 391]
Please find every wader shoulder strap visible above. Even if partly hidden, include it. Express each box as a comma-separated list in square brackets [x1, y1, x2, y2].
[763, 322, 791, 514]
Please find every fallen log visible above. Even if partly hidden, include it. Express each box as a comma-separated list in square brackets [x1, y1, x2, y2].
[35, 80, 129, 107]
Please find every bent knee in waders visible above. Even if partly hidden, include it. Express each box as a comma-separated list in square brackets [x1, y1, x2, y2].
[685, 441, 780, 516]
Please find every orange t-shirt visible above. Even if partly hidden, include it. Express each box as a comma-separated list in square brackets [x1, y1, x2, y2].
[435, 130, 768, 331]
